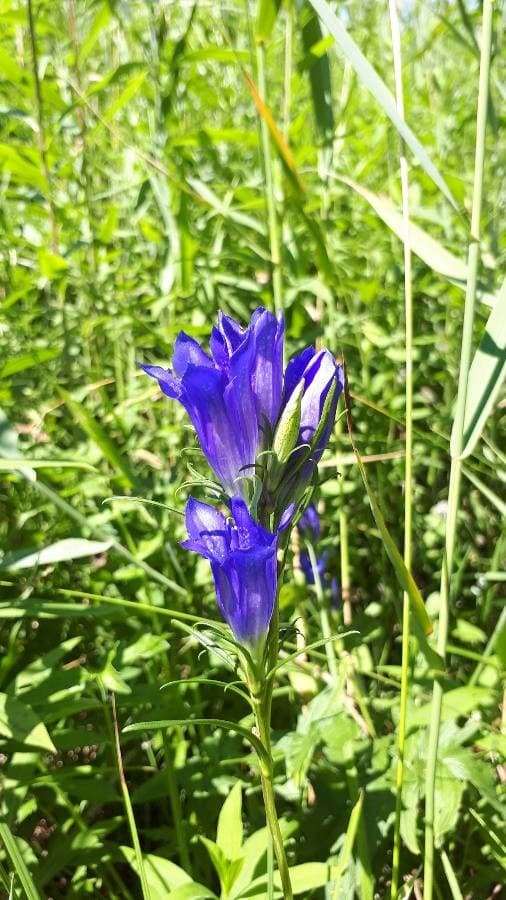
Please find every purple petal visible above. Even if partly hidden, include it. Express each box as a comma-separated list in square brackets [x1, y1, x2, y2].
[140, 364, 183, 401]
[209, 327, 229, 371]
[214, 545, 277, 645]
[182, 498, 228, 563]
[172, 332, 213, 378]
[299, 349, 339, 446]
[229, 496, 275, 550]
[249, 309, 284, 426]
[284, 347, 315, 401]
[298, 504, 320, 539]
[217, 312, 245, 356]
[181, 365, 247, 494]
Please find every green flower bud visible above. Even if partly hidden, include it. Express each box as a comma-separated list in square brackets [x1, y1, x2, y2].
[272, 379, 304, 464]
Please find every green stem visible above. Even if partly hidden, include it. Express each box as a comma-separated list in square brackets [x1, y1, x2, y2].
[282, 3, 293, 142]
[162, 732, 192, 874]
[26, 0, 58, 253]
[423, 4, 493, 897]
[256, 41, 283, 314]
[253, 687, 293, 900]
[109, 693, 152, 900]
[388, 1, 413, 895]
[307, 542, 339, 680]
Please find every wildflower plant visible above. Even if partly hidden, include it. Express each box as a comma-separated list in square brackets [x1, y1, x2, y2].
[140, 307, 343, 897]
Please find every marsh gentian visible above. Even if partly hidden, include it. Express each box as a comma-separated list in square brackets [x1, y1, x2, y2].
[267, 349, 344, 520]
[182, 495, 278, 649]
[141, 308, 284, 496]
[298, 504, 326, 585]
[298, 503, 340, 606]
[284, 347, 343, 462]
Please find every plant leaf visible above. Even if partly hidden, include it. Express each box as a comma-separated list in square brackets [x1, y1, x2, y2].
[1, 538, 113, 571]
[454, 277, 506, 458]
[336, 176, 496, 307]
[306, 0, 458, 208]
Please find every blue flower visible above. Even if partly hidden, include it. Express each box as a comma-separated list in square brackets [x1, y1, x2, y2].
[298, 504, 324, 585]
[283, 347, 344, 462]
[269, 349, 344, 519]
[298, 503, 341, 607]
[181, 495, 278, 649]
[141, 308, 284, 496]
[298, 504, 321, 540]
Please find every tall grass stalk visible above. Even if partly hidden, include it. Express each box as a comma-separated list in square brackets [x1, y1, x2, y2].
[423, 3, 494, 896]
[282, 4, 293, 141]
[26, 0, 58, 253]
[387, 1, 414, 895]
[110, 693, 152, 900]
[255, 41, 283, 314]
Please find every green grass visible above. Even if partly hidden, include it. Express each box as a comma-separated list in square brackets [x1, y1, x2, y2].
[0, 0, 504, 898]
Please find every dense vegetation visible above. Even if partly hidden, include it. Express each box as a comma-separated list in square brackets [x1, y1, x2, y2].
[0, 0, 504, 897]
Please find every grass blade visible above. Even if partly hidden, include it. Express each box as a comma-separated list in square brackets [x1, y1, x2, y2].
[455, 278, 506, 458]
[255, 0, 282, 42]
[110, 694, 152, 900]
[0, 823, 42, 900]
[331, 789, 364, 899]
[58, 387, 134, 488]
[306, 0, 458, 208]
[335, 176, 496, 307]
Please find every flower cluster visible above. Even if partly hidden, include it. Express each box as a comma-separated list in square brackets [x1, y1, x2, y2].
[142, 308, 343, 652]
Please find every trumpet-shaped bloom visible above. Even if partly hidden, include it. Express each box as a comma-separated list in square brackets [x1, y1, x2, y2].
[284, 347, 344, 462]
[269, 350, 344, 519]
[182, 495, 278, 647]
[141, 308, 284, 496]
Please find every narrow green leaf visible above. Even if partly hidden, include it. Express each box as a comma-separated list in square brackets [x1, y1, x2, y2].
[337, 176, 496, 306]
[255, 0, 282, 43]
[306, 0, 458, 208]
[187, 178, 266, 235]
[0, 825, 42, 900]
[101, 70, 148, 123]
[0, 458, 96, 471]
[0, 143, 47, 192]
[331, 790, 364, 898]
[123, 718, 269, 768]
[461, 467, 506, 518]
[58, 387, 134, 488]
[300, 4, 335, 146]
[121, 845, 199, 896]
[1, 538, 113, 570]
[1, 348, 59, 377]
[455, 278, 506, 458]
[353, 448, 431, 635]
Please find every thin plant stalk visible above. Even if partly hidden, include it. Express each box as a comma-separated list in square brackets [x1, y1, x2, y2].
[66, 0, 98, 275]
[110, 693, 152, 900]
[26, 0, 58, 253]
[307, 542, 339, 680]
[252, 688, 293, 899]
[282, 2, 293, 142]
[423, 3, 494, 896]
[388, 1, 414, 895]
[247, 605, 293, 900]
[255, 41, 283, 314]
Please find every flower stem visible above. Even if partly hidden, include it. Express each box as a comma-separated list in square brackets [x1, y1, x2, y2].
[253, 687, 293, 900]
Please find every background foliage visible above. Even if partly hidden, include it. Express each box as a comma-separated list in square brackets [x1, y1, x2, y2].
[0, 0, 504, 897]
